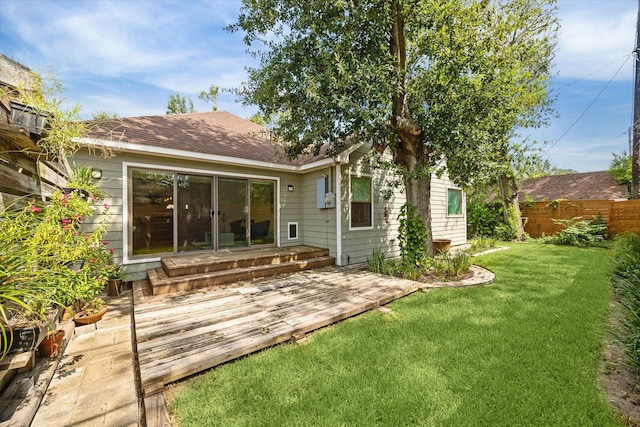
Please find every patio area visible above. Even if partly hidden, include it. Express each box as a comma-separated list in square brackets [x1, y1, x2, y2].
[133, 264, 424, 398]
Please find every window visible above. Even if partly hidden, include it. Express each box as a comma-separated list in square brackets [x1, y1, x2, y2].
[447, 188, 463, 216]
[350, 175, 372, 228]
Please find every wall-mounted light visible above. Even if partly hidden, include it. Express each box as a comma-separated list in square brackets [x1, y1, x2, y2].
[288, 184, 294, 192]
[91, 169, 102, 180]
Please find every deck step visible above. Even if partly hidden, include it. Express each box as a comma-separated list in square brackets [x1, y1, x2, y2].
[162, 246, 330, 277]
[149, 256, 335, 295]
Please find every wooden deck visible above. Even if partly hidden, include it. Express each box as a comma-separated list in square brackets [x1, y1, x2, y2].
[133, 265, 422, 396]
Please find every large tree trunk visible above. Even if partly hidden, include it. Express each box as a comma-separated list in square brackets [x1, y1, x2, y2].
[389, 0, 434, 256]
[498, 174, 525, 241]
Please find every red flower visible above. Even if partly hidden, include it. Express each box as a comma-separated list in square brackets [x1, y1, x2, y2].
[109, 248, 115, 254]
[30, 205, 41, 213]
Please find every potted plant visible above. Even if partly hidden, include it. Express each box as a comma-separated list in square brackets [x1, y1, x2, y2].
[73, 298, 107, 325]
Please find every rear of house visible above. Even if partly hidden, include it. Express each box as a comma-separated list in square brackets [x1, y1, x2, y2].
[76, 111, 466, 279]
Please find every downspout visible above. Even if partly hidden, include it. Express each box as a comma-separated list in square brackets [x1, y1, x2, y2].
[335, 163, 342, 266]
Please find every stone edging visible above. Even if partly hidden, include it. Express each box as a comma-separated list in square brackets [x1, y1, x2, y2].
[421, 265, 496, 289]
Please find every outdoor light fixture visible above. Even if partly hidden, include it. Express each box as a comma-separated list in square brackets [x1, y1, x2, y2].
[288, 185, 294, 192]
[91, 169, 103, 180]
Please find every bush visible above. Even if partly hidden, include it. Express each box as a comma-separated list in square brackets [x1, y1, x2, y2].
[467, 201, 502, 238]
[543, 217, 608, 247]
[611, 233, 640, 373]
[366, 248, 385, 274]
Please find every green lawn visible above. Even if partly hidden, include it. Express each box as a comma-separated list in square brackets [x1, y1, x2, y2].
[168, 243, 623, 426]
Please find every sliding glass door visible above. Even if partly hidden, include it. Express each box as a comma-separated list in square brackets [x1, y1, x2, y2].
[217, 177, 248, 248]
[130, 168, 276, 257]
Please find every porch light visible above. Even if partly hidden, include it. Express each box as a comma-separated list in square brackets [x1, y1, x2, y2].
[288, 185, 294, 192]
[91, 169, 102, 180]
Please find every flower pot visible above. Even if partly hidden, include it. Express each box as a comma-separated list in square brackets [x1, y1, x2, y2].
[73, 306, 108, 325]
[106, 278, 122, 297]
[38, 329, 65, 357]
[0, 323, 48, 355]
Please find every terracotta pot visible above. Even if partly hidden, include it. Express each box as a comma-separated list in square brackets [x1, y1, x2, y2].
[106, 279, 122, 297]
[38, 330, 65, 357]
[74, 306, 108, 325]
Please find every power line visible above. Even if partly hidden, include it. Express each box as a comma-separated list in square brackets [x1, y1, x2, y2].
[542, 55, 631, 157]
[554, 54, 631, 91]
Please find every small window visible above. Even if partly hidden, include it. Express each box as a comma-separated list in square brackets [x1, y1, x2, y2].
[447, 188, 463, 216]
[350, 176, 372, 228]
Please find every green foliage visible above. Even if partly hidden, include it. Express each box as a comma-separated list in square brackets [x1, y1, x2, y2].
[609, 151, 632, 197]
[431, 252, 471, 280]
[1, 181, 115, 356]
[14, 69, 86, 157]
[611, 233, 640, 373]
[366, 248, 386, 274]
[199, 84, 220, 111]
[467, 236, 497, 254]
[543, 217, 608, 247]
[166, 94, 196, 114]
[467, 200, 502, 238]
[397, 203, 427, 265]
[92, 111, 119, 120]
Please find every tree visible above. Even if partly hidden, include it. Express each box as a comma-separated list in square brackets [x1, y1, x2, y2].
[610, 151, 633, 197]
[229, 0, 558, 255]
[199, 84, 220, 111]
[166, 94, 196, 114]
[92, 111, 119, 120]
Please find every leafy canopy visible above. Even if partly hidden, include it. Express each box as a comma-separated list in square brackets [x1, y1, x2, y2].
[230, 0, 558, 187]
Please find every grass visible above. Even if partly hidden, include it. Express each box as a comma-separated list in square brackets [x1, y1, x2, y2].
[168, 243, 622, 426]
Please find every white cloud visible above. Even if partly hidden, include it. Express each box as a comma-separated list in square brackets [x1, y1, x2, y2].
[556, 0, 636, 81]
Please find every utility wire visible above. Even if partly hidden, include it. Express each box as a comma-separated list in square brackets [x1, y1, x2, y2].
[554, 55, 631, 91]
[542, 55, 631, 157]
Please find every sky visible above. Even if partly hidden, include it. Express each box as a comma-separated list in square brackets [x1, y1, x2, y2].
[0, 0, 636, 173]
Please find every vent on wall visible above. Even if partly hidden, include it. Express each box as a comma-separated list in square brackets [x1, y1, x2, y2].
[288, 222, 298, 240]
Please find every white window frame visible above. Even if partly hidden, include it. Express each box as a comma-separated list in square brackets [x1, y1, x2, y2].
[287, 222, 299, 240]
[349, 172, 374, 230]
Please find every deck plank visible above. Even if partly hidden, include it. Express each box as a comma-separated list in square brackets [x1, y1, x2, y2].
[134, 265, 421, 396]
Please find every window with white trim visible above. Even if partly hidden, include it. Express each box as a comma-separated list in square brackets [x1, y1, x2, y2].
[447, 188, 463, 216]
[350, 175, 372, 228]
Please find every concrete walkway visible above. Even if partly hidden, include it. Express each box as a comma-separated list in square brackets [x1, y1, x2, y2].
[31, 291, 140, 427]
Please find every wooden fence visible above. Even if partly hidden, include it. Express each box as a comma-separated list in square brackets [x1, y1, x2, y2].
[520, 199, 640, 238]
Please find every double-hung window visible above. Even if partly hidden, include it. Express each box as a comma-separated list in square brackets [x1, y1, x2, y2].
[350, 175, 372, 228]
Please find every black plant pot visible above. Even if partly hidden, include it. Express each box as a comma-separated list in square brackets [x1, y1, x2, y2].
[1, 323, 48, 355]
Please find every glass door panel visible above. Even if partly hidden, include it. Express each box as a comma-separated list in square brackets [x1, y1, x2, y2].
[250, 180, 275, 245]
[131, 169, 175, 256]
[177, 174, 213, 252]
[218, 177, 248, 248]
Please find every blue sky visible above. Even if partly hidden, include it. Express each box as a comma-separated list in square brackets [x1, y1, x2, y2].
[0, 0, 635, 172]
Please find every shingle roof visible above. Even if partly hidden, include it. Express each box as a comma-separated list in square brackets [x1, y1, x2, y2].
[86, 111, 328, 166]
[519, 171, 628, 201]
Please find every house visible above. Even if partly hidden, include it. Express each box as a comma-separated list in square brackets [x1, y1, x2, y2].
[76, 111, 466, 280]
[519, 171, 628, 201]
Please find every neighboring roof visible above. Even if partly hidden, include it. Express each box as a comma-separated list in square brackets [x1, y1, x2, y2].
[519, 171, 628, 201]
[85, 111, 333, 168]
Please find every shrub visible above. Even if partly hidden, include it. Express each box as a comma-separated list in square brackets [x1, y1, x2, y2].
[366, 248, 385, 274]
[543, 217, 608, 247]
[466, 200, 502, 238]
[611, 233, 640, 373]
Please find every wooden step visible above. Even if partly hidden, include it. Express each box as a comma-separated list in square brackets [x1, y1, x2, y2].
[162, 246, 330, 277]
[149, 256, 335, 295]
